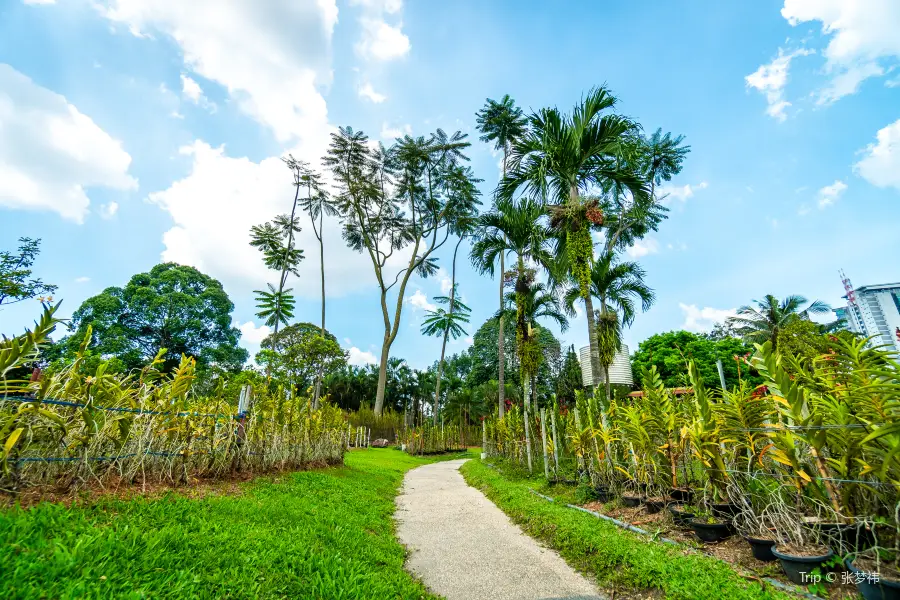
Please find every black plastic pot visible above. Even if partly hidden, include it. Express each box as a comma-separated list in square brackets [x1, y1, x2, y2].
[771, 545, 833, 585]
[669, 488, 693, 503]
[711, 502, 741, 519]
[809, 522, 876, 553]
[594, 485, 614, 503]
[691, 520, 734, 543]
[846, 557, 900, 600]
[622, 494, 644, 508]
[645, 498, 667, 514]
[744, 537, 778, 562]
[668, 505, 695, 527]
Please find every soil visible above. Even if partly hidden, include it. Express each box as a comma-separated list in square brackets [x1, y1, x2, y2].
[774, 543, 831, 558]
[854, 558, 900, 584]
[581, 500, 860, 599]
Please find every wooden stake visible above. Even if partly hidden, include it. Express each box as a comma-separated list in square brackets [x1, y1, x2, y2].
[540, 408, 550, 480]
[551, 410, 560, 480]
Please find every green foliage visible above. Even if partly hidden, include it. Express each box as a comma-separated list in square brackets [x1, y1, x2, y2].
[631, 330, 763, 390]
[0, 237, 57, 306]
[253, 284, 296, 331]
[61, 263, 248, 373]
[567, 227, 593, 299]
[0, 450, 446, 599]
[727, 294, 831, 351]
[420, 288, 472, 341]
[556, 345, 584, 408]
[256, 323, 346, 395]
[461, 460, 790, 600]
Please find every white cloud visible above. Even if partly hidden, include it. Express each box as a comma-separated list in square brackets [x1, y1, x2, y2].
[180, 73, 216, 111]
[237, 320, 271, 345]
[348, 346, 377, 366]
[679, 303, 738, 333]
[148, 141, 410, 298]
[94, 0, 337, 144]
[350, 0, 402, 13]
[782, 0, 900, 103]
[356, 18, 410, 61]
[816, 179, 847, 208]
[380, 121, 411, 140]
[0, 64, 137, 223]
[745, 48, 813, 121]
[358, 82, 386, 103]
[658, 181, 708, 205]
[98, 201, 119, 219]
[626, 238, 659, 258]
[855, 118, 900, 191]
[74, 276, 90, 283]
[406, 289, 436, 312]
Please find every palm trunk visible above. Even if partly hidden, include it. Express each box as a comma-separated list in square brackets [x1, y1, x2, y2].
[433, 237, 463, 425]
[498, 248, 506, 418]
[267, 174, 302, 379]
[584, 293, 602, 398]
[313, 210, 325, 409]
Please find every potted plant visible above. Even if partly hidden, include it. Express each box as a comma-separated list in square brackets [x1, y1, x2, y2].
[668, 503, 697, 527]
[845, 551, 900, 600]
[691, 510, 735, 543]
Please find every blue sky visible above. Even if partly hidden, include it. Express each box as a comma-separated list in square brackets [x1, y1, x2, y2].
[1, 0, 898, 370]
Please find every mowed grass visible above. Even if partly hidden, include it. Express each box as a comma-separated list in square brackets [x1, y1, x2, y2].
[1, 449, 457, 600]
[461, 460, 792, 600]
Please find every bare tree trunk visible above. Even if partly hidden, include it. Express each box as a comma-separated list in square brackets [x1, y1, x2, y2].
[584, 294, 602, 398]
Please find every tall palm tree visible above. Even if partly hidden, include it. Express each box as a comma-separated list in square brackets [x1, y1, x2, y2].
[563, 250, 654, 403]
[500, 86, 649, 401]
[727, 294, 831, 352]
[421, 286, 472, 425]
[476, 95, 528, 418]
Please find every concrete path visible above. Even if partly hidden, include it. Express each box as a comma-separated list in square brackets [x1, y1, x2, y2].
[395, 459, 604, 600]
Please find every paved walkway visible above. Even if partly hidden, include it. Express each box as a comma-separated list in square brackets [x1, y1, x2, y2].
[395, 459, 605, 600]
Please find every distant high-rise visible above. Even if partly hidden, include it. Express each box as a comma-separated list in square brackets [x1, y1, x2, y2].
[579, 345, 634, 387]
[837, 272, 900, 354]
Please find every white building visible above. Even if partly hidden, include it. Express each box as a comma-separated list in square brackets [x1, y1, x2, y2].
[837, 278, 900, 354]
[578, 344, 634, 387]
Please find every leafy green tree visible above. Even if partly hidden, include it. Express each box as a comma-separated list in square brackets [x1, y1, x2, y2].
[64, 263, 247, 372]
[475, 95, 528, 419]
[500, 87, 649, 400]
[467, 313, 517, 390]
[0, 238, 57, 306]
[257, 331, 346, 399]
[727, 294, 831, 352]
[556, 344, 583, 408]
[631, 330, 762, 390]
[421, 286, 472, 423]
[324, 126, 481, 415]
[250, 212, 304, 349]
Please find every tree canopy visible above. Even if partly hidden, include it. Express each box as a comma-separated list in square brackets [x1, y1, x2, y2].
[0, 237, 57, 307]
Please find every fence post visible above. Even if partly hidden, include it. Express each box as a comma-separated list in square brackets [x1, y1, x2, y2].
[523, 403, 533, 474]
[540, 408, 550, 480]
[366, 428, 371, 449]
[482, 420, 487, 459]
[550, 410, 560, 480]
[347, 423, 352, 450]
[574, 408, 585, 475]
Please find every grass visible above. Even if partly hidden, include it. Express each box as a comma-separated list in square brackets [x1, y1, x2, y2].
[1, 448, 465, 600]
[461, 459, 793, 600]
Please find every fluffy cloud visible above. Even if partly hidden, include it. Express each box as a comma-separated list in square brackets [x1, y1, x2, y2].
[237, 320, 271, 345]
[816, 180, 847, 208]
[658, 181, 708, 204]
[348, 346, 377, 366]
[406, 289, 436, 312]
[855, 118, 900, 191]
[94, 0, 337, 144]
[380, 121, 411, 140]
[180, 73, 216, 111]
[358, 82, 387, 103]
[0, 64, 137, 223]
[781, 0, 900, 103]
[98, 201, 119, 219]
[679, 303, 737, 333]
[626, 238, 659, 258]
[356, 18, 410, 61]
[745, 48, 813, 121]
[147, 140, 408, 297]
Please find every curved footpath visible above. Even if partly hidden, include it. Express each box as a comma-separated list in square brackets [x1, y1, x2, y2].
[395, 459, 605, 600]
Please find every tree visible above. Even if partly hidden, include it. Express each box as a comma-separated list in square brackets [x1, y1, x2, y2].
[563, 250, 654, 402]
[630, 330, 763, 390]
[500, 87, 650, 402]
[290, 156, 337, 406]
[475, 95, 528, 418]
[556, 344, 583, 408]
[64, 263, 247, 372]
[421, 285, 472, 424]
[726, 294, 831, 352]
[324, 126, 481, 415]
[257, 332, 346, 398]
[0, 238, 57, 307]
[467, 313, 517, 390]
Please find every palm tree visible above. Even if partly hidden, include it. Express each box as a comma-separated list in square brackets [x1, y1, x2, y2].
[727, 294, 831, 352]
[563, 250, 654, 402]
[421, 287, 472, 424]
[253, 283, 296, 330]
[476, 95, 528, 419]
[499, 86, 649, 401]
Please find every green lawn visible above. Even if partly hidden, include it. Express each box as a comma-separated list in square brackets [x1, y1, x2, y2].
[461, 459, 793, 600]
[1, 449, 461, 600]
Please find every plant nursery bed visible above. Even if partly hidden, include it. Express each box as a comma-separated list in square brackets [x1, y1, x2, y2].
[580, 500, 860, 599]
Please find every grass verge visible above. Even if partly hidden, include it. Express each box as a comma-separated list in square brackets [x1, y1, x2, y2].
[461, 459, 793, 600]
[1, 448, 464, 599]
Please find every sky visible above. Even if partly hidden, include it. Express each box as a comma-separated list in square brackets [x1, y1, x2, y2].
[1, 0, 898, 370]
